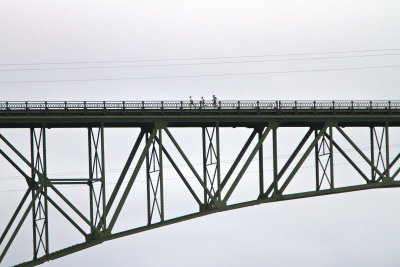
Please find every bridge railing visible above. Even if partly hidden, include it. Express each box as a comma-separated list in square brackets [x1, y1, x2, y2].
[0, 100, 399, 111]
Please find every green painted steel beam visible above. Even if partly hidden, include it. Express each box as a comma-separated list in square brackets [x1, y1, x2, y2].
[155, 136, 202, 206]
[392, 165, 400, 180]
[329, 126, 334, 189]
[272, 128, 278, 195]
[0, 185, 43, 263]
[46, 196, 87, 237]
[264, 128, 313, 197]
[48, 183, 99, 234]
[107, 127, 158, 232]
[0, 147, 31, 184]
[145, 133, 151, 224]
[279, 125, 328, 194]
[386, 125, 390, 178]
[216, 123, 222, 201]
[14, 180, 400, 267]
[336, 126, 385, 178]
[164, 128, 217, 203]
[220, 129, 257, 191]
[0, 133, 32, 167]
[325, 132, 370, 183]
[0, 132, 44, 182]
[0, 188, 31, 245]
[258, 129, 265, 196]
[223, 125, 273, 203]
[1, 112, 400, 128]
[375, 152, 400, 183]
[100, 125, 106, 230]
[88, 127, 94, 229]
[100, 131, 144, 228]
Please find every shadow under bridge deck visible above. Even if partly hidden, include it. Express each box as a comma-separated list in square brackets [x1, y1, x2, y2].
[0, 100, 400, 128]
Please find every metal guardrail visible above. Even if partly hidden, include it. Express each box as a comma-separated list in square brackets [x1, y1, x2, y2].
[0, 101, 399, 111]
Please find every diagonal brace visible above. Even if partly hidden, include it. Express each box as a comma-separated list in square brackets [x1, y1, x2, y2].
[155, 136, 202, 206]
[376, 152, 400, 182]
[108, 127, 158, 232]
[46, 195, 87, 237]
[48, 183, 99, 234]
[101, 131, 144, 224]
[0, 147, 31, 185]
[164, 128, 217, 203]
[0, 133, 32, 167]
[391, 164, 400, 180]
[279, 125, 328, 194]
[223, 125, 273, 203]
[220, 129, 257, 191]
[0, 188, 31, 245]
[265, 128, 313, 197]
[336, 127, 385, 179]
[0, 185, 43, 263]
[0, 133, 46, 182]
[324, 132, 370, 183]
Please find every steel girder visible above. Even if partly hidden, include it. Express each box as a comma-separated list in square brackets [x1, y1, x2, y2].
[30, 128, 49, 259]
[146, 129, 164, 224]
[202, 125, 221, 205]
[0, 121, 400, 266]
[87, 126, 106, 235]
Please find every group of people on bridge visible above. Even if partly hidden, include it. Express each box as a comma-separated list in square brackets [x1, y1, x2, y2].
[189, 95, 218, 109]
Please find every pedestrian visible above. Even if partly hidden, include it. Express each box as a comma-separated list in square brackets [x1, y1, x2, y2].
[201, 96, 205, 108]
[189, 96, 194, 109]
[212, 95, 217, 107]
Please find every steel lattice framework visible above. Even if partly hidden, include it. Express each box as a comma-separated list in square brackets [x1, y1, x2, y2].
[1, 100, 400, 266]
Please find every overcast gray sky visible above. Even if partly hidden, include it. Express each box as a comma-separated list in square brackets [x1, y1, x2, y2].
[1, 0, 400, 266]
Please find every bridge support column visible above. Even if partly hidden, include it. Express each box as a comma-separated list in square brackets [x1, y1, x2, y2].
[272, 127, 278, 196]
[258, 128, 265, 197]
[370, 126, 390, 182]
[315, 127, 334, 191]
[30, 127, 49, 259]
[88, 126, 106, 234]
[146, 129, 164, 224]
[202, 124, 221, 206]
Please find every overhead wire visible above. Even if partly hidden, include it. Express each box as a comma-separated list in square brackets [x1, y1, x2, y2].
[1, 53, 399, 72]
[1, 65, 399, 84]
[1, 48, 399, 66]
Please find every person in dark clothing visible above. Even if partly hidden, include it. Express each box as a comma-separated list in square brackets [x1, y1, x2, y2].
[189, 96, 194, 109]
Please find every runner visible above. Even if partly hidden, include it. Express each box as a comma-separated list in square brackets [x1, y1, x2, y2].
[189, 96, 194, 109]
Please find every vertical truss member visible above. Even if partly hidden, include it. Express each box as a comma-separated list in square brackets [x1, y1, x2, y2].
[370, 125, 390, 182]
[202, 124, 221, 206]
[88, 126, 106, 237]
[30, 127, 49, 259]
[315, 127, 334, 190]
[146, 129, 164, 224]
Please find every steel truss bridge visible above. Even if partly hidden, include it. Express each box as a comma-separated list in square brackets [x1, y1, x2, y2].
[1, 100, 400, 266]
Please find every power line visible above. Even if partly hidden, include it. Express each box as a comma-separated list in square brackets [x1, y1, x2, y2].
[1, 53, 399, 72]
[1, 65, 398, 84]
[1, 48, 399, 66]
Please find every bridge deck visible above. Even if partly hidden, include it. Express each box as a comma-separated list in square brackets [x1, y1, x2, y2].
[1, 100, 399, 128]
